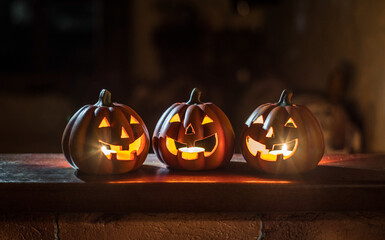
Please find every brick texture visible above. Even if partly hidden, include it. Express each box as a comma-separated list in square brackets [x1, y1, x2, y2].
[263, 212, 385, 240]
[0, 214, 55, 240]
[2, 212, 385, 240]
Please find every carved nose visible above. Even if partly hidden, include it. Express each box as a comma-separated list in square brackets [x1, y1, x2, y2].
[185, 123, 195, 135]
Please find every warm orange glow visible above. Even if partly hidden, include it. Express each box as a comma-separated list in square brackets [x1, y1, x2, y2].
[101, 146, 116, 160]
[163, 180, 218, 183]
[125, 133, 146, 159]
[185, 123, 195, 134]
[99, 117, 110, 128]
[253, 115, 264, 124]
[107, 179, 293, 184]
[269, 144, 292, 157]
[246, 136, 298, 161]
[202, 115, 213, 125]
[246, 136, 276, 161]
[166, 133, 219, 158]
[99, 133, 146, 160]
[203, 133, 218, 157]
[179, 147, 205, 160]
[166, 136, 178, 155]
[266, 127, 274, 138]
[121, 127, 129, 138]
[285, 118, 297, 128]
[240, 180, 293, 184]
[170, 113, 181, 123]
[130, 116, 140, 124]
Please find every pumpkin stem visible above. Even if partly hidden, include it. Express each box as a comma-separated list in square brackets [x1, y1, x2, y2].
[186, 88, 202, 104]
[95, 89, 112, 106]
[276, 89, 293, 106]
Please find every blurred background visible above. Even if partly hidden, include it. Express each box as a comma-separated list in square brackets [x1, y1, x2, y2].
[1, 0, 384, 153]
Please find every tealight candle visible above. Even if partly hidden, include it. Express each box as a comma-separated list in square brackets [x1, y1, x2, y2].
[269, 144, 293, 157]
[101, 146, 117, 160]
[178, 147, 205, 160]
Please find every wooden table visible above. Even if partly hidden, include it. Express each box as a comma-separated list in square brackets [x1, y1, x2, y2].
[1, 153, 385, 213]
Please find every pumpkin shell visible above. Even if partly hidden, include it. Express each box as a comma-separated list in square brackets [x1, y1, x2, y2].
[240, 90, 325, 174]
[62, 89, 150, 175]
[153, 88, 235, 170]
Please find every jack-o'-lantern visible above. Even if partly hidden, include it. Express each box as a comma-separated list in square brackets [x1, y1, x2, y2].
[153, 88, 235, 171]
[240, 89, 324, 174]
[62, 89, 150, 175]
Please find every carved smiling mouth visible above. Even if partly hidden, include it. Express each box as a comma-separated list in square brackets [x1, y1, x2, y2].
[246, 136, 298, 161]
[99, 133, 146, 161]
[166, 133, 218, 160]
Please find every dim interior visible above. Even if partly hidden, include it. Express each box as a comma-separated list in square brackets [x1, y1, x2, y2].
[0, 0, 381, 154]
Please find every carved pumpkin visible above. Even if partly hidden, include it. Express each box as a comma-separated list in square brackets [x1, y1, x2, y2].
[153, 88, 235, 171]
[62, 89, 150, 175]
[240, 89, 325, 174]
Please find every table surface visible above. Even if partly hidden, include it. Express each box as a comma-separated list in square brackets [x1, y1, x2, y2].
[1, 153, 385, 212]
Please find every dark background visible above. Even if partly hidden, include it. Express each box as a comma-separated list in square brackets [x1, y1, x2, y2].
[1, 0, 382, 153]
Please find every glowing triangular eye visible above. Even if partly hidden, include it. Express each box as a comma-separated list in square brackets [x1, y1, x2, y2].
[99, 117, 110, 128]
[130, 116, 140, 124]
[285, 118, 297, 128]
[170, 113, 181, 123]
[202, 115, 213, 125]
[253, 115, 264, 124]
[121, 127, 129, 138]
[266, 127, 275, 138]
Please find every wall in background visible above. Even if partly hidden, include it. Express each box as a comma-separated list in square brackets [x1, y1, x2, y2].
[0, 0, 384, 153]
[270, 0, 385, 152]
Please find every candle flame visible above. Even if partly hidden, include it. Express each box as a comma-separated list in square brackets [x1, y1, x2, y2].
[282, 144, 288, 152]
[101, 146, 116, 155]
[268, 143, 292, 156]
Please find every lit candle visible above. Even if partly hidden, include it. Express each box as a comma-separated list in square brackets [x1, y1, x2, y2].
[101, 146, 117, 160]
[269, 144, 292, 156]
[178, 147, 205, 160]
[179, 147, 205, 153]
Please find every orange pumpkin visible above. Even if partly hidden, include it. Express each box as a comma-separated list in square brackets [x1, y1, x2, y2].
[153, 88, 235, 170]
[240, 89, 324, 174]
[62, 89, 150, 175]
